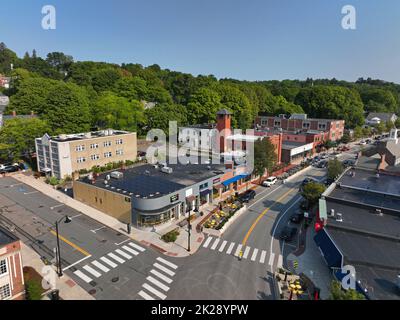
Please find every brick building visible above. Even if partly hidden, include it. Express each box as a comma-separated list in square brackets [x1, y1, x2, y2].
[0, 227, 25, 300]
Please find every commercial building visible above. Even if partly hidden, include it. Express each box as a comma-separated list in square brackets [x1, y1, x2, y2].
[0, 227, 25, 300]
[35, 129, 137, 179]
[255, 113, 345, 142]
[73, 159, 226, 229]
[315, 130, 400, 299]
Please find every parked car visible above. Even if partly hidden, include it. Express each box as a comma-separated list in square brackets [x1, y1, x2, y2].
[279, 226, 297, 241]
[317, 160, 328, 168]
[262, 176, 277, 187]
[342, 159, 356, 167]
[0, 165, 19, 174]
[239, 189, 256, 203]
[290, 211, 304, 224]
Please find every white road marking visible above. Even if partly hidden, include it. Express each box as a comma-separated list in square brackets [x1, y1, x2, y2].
[251, 248, 259, 261]
[24, 191, 38, 195]
[243, 246, 251, 259]
[74, 270, 93, 283]
[90, 226, 106, 233]
[92, 260, 110, 273]
[277, 255, 283, 269]
[115, 239, 130, 246]
[153, 263, 175, 277]
[50, 204, 64, 210]
[268, 253, 275, 266]
[210, 238, 220, 250]
[122, 245, 139, 256]
[142, 283, 166, 300]
[259, 250, 267, 264]
[234, 244, 243, 257]
[100, 257, 118, 268]
[70, 214, 82, 219]
[115, 249, 132, 260]
[62, 255, 92, 271]
[156, 257, 178, 269]
[138, 290, 155, 300]
[150, 269, 173, 284]
[107, 252, 125, 264]
[226, 242, 235, 255]
[83, 265, 101, 278]
[128, 242, 146, 252]
[147, 276, 170, 292]
[203, 237, 213, 248]
[218, 240, 227, 252]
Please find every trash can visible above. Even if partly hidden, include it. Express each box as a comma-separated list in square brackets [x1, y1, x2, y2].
[50, 289, 60, 300]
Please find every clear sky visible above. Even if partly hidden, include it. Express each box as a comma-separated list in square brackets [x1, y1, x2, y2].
[1, 0, 400, 83]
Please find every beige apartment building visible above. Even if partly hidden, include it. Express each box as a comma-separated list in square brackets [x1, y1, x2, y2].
[35, 129, 137, 179]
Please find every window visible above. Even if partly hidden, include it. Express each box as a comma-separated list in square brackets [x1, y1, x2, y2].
[116, 149, 124, 156]
[303, 122, 311, 129]
[0, 284, 11, 300]
[0, 259, 7, 275]
[125, 197, 131, 203]
[104, 152, 112, 158]
[90, 143, 99, 149]
[116, 139, 123, 145]
[103, 141, 112, 147]
[318, 123, 327, 130]
[261, 120, 267, 126]
[274, 120, 281, 127]
[75, 145, 85, 152]
[77, 157, 86, 163]
[90, 154, 100, 161]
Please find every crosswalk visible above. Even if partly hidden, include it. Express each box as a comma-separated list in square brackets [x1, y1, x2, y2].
[137, 257, 178, 300]
[202, 236, 283, 268]
[73, 242, 146, 283]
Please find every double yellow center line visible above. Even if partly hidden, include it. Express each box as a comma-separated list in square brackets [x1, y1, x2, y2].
[50, 230, 91, 257]
[241, 188, 294, 247]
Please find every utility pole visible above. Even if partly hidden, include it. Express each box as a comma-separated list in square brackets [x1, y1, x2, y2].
[55, 220, 62, 277]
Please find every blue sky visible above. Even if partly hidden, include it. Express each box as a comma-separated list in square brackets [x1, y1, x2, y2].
[1, 0, 400, 83]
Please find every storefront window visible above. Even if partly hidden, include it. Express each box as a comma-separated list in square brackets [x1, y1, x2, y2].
[137, 208, 176, 227]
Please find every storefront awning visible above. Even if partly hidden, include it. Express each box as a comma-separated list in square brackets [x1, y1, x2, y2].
[222, 174, 249, 187]
[200, 189, 211, 196]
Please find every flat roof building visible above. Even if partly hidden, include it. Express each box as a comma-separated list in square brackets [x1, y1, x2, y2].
[35, 129, 137, 179]
[73, 159, 226, 230]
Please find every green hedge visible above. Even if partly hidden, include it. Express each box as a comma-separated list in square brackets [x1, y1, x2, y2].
[161, 229, 180, 243]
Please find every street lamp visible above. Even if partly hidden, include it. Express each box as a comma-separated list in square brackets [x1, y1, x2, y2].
[54, 215, 72, 277]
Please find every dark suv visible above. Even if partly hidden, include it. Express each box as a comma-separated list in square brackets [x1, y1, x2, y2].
[279, 226, 297, 241]
[239, 190, 256, 203]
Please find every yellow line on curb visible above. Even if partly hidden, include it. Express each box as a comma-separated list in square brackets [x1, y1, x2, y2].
[50, 230, 91, 257]
[241, 188, 294, 247]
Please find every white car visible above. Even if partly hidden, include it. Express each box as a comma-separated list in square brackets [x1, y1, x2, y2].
[262, 176, 277, 187]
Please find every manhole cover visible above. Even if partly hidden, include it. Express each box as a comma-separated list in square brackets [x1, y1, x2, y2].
[111, 277, 119, 283]
[88, 289, 96, 295]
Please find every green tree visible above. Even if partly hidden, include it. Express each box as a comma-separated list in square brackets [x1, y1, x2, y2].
[0, 118, 50, 161]
[186, 87, 223, 124]
[375, 122, 385, 135]
[301, 182, 326, 205]
[340, 132, 351, 144]
[91, 68, 122, 92]
[113, 76, 148, 101]
[0, 43, 19, 74]
[46, 52, 73, 74]
[143, 103, 187, 135]
[253, 138, 277, 181]
[329, 280, 365, 300]
[327, 158, 344, 180]
[93, 91, 144, 132]
[42, 82, 91, 134]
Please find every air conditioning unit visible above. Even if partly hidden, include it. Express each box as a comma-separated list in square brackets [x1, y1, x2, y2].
[336, 213, 343, 222]
[161, 166, 173, 174]
[375, 208, 383, 216]
[110, 171, 123, 179]
[330, 209, 335, 217]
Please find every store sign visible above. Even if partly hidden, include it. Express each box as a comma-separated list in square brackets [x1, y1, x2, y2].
[170, 194, 179, 203]
[213, 178, 220, 185]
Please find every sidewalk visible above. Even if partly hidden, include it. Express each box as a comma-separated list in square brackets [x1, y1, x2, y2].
[11, 173, 209, 258]
[286, 226, 333, 300]
[20, 242, 94, 300]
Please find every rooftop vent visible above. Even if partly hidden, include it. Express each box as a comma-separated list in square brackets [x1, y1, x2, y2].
[161, 166, 173, 174]
[330, 209, 335, 218]
[336, 213, 343, 222]
[375, 208, 383, 216]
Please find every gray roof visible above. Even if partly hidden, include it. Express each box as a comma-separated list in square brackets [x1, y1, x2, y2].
[216, 109, 232, 115]
[0, 226, 18, 246]
[366, 112, 397, 122]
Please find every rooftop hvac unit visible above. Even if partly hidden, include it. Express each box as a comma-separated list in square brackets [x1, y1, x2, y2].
[375, 208, 383, 216]
[58, 134, 67, 140]
[161, 166, 173, 174]
[85, 132, 92, 139]
[330, 209, 335, 217]
[336, 213, 343, 222]
[110, 171, 124, 179]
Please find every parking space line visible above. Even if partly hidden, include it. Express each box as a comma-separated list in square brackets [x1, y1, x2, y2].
[24, 191, 38, 195]
[62, 255, 92, 271]
[50, 204, 64, 210]
[115, 239, 130, 246]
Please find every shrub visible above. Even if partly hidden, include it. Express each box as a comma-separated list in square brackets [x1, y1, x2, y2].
[25, 279, 44, 300]
[161, 229, 180, 243]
